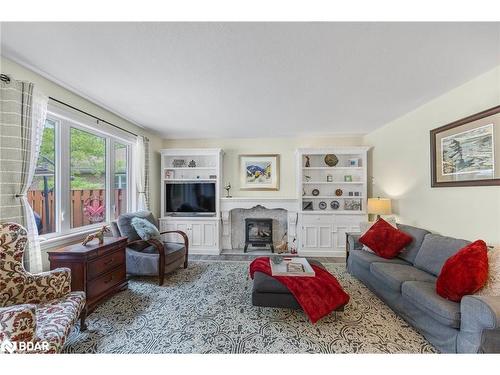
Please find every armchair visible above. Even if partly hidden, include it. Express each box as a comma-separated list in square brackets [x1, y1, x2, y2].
[110, 211, 188, 286]
[0, 222, 86, 353]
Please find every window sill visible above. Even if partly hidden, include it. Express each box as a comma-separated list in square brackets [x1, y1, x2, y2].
[39, 224, 108, 251]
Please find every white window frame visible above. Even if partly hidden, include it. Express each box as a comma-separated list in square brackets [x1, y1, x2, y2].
[38, 104, 136, 248]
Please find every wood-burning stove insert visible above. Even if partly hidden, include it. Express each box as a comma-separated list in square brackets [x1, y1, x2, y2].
[244, 218, 274, 253]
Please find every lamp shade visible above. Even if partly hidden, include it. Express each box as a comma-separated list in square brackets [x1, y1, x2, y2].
[367, 198, 392, 215]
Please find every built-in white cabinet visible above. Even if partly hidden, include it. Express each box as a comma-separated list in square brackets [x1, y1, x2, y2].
[296, 148, 369, 257]
[159, 217, 220, 254]
[159, 148, 223, 255]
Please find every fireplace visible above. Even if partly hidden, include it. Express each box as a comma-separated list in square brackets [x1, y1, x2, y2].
[244, 218, 274, 253]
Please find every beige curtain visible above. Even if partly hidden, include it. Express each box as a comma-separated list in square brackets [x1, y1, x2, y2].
[0, 75, 48, 273]
[135, 135, 150, 211]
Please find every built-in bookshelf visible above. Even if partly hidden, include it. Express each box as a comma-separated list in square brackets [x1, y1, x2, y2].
[296, 147, 369, 256]
[297, 149, 367, 213]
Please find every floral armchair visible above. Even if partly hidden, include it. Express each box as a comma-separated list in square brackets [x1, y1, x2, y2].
[0, 223, 86, 354]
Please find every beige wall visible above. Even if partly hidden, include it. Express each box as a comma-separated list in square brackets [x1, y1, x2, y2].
[163, 136, 364, 198]
[364, 65, 500, 245]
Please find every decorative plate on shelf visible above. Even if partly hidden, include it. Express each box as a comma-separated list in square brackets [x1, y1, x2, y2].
[324, 154, 339, 167]
[331, 200, 340, 210]
[319, 201, 327, 210]
[312, 188, 320, 196]
[335, 188, 343, 196]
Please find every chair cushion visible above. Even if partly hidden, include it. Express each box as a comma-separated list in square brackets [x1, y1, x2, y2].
[370, 262, 436, 292]
[131, 217, 161, 241]
[402, 281, 461, 328]
[359, 218, 413, 259]
[396, 224, 431, 264]
[436, 240, 489, 302]
[414, 234, 470, 276]
[136, 242, 186, 263]
[349, 249, 409, 271]
[36, 292, 86, 353]
[117, 211, 157, 242]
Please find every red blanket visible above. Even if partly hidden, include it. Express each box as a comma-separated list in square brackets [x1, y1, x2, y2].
[249, 257, 350, 323]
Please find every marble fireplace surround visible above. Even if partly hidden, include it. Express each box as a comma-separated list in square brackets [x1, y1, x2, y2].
[220, 197, 298, 250]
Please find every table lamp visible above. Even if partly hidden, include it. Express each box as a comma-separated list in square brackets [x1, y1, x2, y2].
[367, 197, 392, 220]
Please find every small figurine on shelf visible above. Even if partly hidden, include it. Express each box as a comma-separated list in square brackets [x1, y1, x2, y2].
[82, 225, 110, 246]
[224, 183, 232, 198]
[289, 237, 297, 254]
[304, 155, 311, 167]
[188, 160, 196, 168]
[276, 232, 288, 254]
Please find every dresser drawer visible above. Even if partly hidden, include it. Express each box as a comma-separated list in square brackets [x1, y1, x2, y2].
[87, 266, 126, 299]
[87, 250, 125, 280]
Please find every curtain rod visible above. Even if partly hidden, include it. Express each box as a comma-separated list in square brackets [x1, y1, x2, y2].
[2, 73, 142, 139]
[49, 97, 140, 138]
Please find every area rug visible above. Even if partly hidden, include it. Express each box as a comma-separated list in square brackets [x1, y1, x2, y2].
[63, 261, 437, 353]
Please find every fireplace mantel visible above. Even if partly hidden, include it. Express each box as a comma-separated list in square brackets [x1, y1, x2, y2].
[220, 197, 298, 250]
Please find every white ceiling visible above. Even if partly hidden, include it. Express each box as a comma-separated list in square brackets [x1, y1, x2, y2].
[1, 22, 499, 139]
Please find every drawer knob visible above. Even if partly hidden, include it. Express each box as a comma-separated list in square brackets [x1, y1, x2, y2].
[104, 258, 114, 266]
[104, 276, 113, 284]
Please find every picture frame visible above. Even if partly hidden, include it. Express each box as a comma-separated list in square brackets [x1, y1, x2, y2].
[348, 158, 360, 167]
[239, 154, 280, 190]
[344, 199, 362, 211]
[344, 175, 352, 182]
[430, 105, 500, 187]
[164, 169, 174, 179]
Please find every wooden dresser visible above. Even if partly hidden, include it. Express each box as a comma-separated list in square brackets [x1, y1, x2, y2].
[48, 237, 128, 313]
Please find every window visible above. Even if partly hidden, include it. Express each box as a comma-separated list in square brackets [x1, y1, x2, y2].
[70, 128, 107, 229]
[113, 142, 128, 219]
[29, 119, 56, 235]
[28, 106, 135, 239]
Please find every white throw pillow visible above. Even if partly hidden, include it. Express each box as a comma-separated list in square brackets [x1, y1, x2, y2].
[360, 217, 397, 253]
[476, 248, 500, 297]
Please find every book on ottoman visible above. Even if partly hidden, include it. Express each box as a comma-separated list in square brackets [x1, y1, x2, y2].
[270, 257, 315, 277]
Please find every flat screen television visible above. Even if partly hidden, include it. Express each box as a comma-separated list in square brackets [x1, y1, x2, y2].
[165, 182, 216, 215]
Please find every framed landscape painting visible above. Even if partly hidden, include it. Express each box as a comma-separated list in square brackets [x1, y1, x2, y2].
[239, 154, 280, 190]
[430, 105, 500, 187]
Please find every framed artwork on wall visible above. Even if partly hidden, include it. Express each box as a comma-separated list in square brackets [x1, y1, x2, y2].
[430, 105, 500, 187]
[239, 154, 280, 190]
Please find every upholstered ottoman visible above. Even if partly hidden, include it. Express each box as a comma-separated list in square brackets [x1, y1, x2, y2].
[251, 259, 344, 312]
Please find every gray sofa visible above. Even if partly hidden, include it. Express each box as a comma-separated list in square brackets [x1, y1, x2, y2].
[347, 223, 500, 353]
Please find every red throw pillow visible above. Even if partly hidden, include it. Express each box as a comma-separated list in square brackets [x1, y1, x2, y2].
[436, 240, 489, 302]
[359, 218, 413, 259]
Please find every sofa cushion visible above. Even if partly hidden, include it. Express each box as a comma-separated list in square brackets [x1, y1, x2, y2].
[413, 234, 470, 276]
[349, 249, 408, 270]
[359, 218, 413, 259]
[117, 211, 158, 243]
[436, 240, 489, 302]
[370, 262, 436, 292]
[396, 224, 431, 264]
[402, 281, 461, 328]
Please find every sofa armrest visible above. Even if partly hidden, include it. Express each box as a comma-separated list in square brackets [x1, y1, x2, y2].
[0, 304, 37, 350]
[346, 233, 363, 251]
[24, 268, 72, 303]
[459, 295, 500, 353]
[461, 295, 500, 332]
